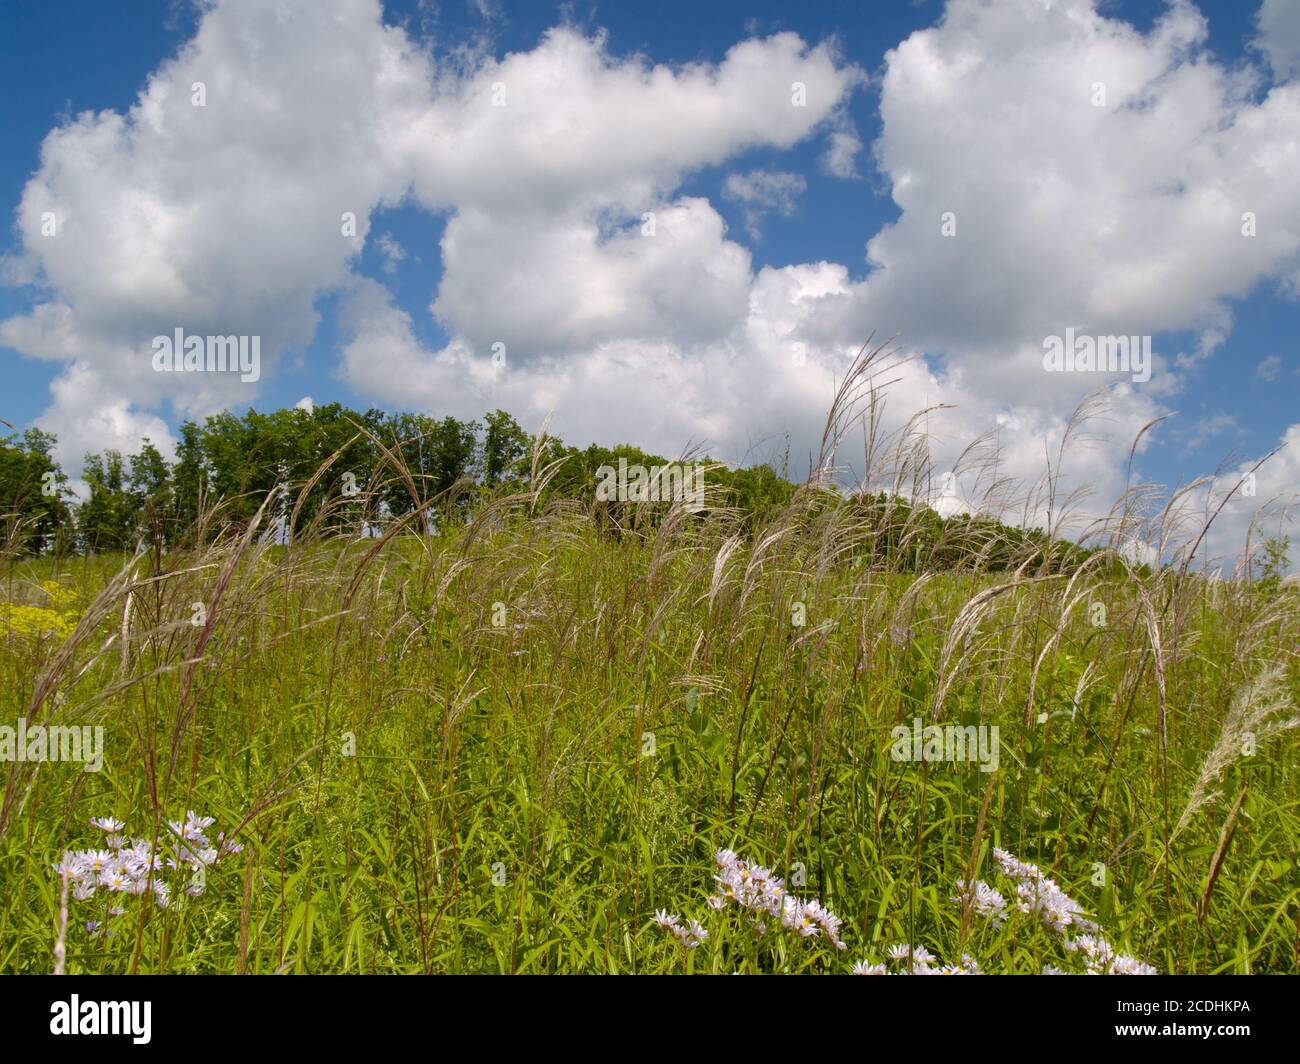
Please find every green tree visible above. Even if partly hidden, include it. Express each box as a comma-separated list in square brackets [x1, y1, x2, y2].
[79, 450, 135, 552]
[480, 409, 529, 487]
[0, 428, 74, 554]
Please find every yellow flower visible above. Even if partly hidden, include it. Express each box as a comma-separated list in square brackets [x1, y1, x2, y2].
[0, 581, 81, 640]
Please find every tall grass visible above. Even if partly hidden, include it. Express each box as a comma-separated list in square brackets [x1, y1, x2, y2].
[1, 356, 1296, 974]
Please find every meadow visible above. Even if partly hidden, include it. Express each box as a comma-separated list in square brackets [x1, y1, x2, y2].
[1, 376, 1297, 976]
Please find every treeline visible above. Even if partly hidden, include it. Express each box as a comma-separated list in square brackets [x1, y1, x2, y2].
[1, 402, 1109, 574]
[0, 405, 794, 555]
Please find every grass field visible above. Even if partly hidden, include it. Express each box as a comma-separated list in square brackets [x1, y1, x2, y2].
[1, 441, 1297, 977]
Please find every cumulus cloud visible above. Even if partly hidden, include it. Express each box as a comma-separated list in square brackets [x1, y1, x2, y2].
[1256, 0, 1300, 81]
[823, 0, 1300, 560]
[1, 2, 863, 473]
[2, 0, 433, 469]
[396, 28, 863, 216]
[428, 197, 753, 357]
[4, 0, 1300, 568]
[850, 0, 1300, 386]
[1194, 424, 1300, 576]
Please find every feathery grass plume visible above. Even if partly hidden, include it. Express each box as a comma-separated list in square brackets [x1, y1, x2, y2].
[1174, 665, 1300, 838]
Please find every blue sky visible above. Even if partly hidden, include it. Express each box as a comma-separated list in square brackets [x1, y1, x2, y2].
[1, 0, 1298, 563]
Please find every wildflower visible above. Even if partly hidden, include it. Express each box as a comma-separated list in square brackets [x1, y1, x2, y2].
[168, 811, 214, 846]
[82, 850, 114, 877]
[669, 920, 708, 949]
[954, 879, 1007, 927]
[852, 960, 887, 975]
[986, 848, 1156, 974]
[98, 866, 133, 892]
[993, 847, 1097, 935]
[1109, 955, 1158, 976]
[652, 910, 680, 931]
[53, 853, 85, 880]
[712, 850, 845, 949]
[57, 811, 238, 922]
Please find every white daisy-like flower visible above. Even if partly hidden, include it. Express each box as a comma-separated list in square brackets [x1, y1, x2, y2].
[954, 879, 1008, 927]
[1109, 954, 1157, 975]
[98, 867, 133, 892]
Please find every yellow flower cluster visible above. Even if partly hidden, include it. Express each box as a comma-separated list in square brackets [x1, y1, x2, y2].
[0, 580, 81, 640]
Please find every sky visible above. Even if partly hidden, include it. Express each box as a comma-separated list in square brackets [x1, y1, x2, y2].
[1, 0, 1298, 570]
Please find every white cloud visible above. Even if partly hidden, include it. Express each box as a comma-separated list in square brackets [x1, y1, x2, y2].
[722, 170, 807, 238]
[850, 0, 1300, 391]
[1195, 425, 1300, 575]
[3, 0, 1300, 569]
[2, 4, 863, 474]
[397, 28, 864, 216]
[821, 129, 863, 178]
[1257, 353, 1283, 380]
[1174, 412, 1242, 450]
[42, 362, 176, 463]
[820, 0, 1300, 560]
[1256, 0, 1300, 81]
[428, 197, 753, 357]
[375, 233, 407, 276]
[2, 0, 434, 471]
